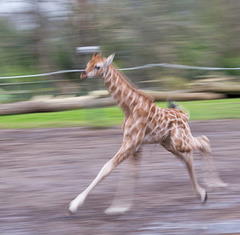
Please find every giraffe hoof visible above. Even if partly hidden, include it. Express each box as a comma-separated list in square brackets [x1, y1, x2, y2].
[67, 206, 76, 216]
[201, 191, 208, 204]
[68, 200, 78, 215]
[66, 209, 74, 216]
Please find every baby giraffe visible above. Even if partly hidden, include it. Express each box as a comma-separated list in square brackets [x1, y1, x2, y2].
[68, 53, 226, 215]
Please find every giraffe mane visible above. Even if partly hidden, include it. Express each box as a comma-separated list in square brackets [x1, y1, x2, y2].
[111, 64, 155, 103]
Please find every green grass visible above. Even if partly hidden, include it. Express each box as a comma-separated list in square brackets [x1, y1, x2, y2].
[0, 98, 239, 128]
[176, 98, 240, 120]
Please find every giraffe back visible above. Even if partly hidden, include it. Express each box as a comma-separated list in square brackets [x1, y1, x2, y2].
[143, 103, 192, 145]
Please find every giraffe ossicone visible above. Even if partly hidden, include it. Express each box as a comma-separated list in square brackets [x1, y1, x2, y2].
[68, 53, 227, 215]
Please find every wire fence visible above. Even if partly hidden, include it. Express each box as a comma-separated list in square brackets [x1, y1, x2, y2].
[0, 63, 240, 103]
[1, 63, 240, 80]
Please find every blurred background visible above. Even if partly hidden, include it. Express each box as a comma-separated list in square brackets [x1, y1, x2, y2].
[1, 2, 240, 234]
[0, 0, 240, 103]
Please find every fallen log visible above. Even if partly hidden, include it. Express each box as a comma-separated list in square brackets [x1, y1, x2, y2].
[89, 90, 225, 101]
[0, 91, 225, 115]
[189, 83, 240, 95]
[143, 90, 225, 101]
[0, 96, 115, 115]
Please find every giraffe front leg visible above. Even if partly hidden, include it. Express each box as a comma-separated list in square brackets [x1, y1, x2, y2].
[68, 159, 114, 214]
[68, 142, 136, 214]
[104, 150, 141, 215]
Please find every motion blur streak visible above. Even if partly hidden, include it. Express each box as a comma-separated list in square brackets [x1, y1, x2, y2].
[0, 1, 240, 235]
[0, 1, 240, 102]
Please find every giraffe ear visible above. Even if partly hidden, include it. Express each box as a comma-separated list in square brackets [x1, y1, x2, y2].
[93, 52, 101, 57]
[106, 53, 115, 66]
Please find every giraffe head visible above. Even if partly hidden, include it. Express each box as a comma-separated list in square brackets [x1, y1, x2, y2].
[80, 53, 115, 79]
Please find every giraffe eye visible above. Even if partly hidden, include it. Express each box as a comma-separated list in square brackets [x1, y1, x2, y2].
[95, 65, 101, 70]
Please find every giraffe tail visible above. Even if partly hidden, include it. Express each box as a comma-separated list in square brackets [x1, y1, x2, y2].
[167, 98, 178, 109]
[193, 135, 211, 153]
[167, 99, 190, 120]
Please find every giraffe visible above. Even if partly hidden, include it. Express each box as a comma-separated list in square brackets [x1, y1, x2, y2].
[68, 53, 226, 214]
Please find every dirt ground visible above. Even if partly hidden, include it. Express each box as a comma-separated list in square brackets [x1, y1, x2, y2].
[0, 119, 240, 235]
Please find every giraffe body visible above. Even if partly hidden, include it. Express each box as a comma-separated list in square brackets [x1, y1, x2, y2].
[103, 63, 196, 153]
[68, 53, 226, 214]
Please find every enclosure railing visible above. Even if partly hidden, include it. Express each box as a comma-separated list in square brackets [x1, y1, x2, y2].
[0, 63, 240, 103]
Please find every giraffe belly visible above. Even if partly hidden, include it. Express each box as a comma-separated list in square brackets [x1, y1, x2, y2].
[143, 129, 170, 144]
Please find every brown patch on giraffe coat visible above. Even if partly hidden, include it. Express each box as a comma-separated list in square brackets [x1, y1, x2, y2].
[177, 138, 183, 150]
[133, 109, 140, 118]
[110, 86, 117, 94]
[145, 126, 152, 136]
[116, 89, 121, 97]
[161, 121, 166, 129]
[134, 108, 148, 119]
[121, 102, 130, 114]
[169, 109, 175, 116]
[177, 110, 189, 121]
[137, 121, 145, 129]
[150, 105, 156, 114]
[131, 99, 138, 108]
[137, 90, 155, 103]
[151, 119, 157, 127]
[177, 119, 185, 128]
[148, 115, 153, 122]
[105, 80, 111, 88]
[171, 128, 176, 136]
[118, 79, 123, 88]
[131, 127, 138, 137]
[168, 120, 174, 129]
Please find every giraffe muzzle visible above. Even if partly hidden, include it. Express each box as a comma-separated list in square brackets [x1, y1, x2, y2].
[80, 71, 87, 79]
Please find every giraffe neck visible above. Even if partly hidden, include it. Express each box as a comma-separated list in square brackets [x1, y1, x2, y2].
[103, 65, 154, 114]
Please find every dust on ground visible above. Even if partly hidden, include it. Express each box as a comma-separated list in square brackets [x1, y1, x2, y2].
[0, 120, 240, 235]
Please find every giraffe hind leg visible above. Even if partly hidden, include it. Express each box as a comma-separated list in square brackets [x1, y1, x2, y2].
[161, 138, 207, 203]
[173, 150, 207, 203]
